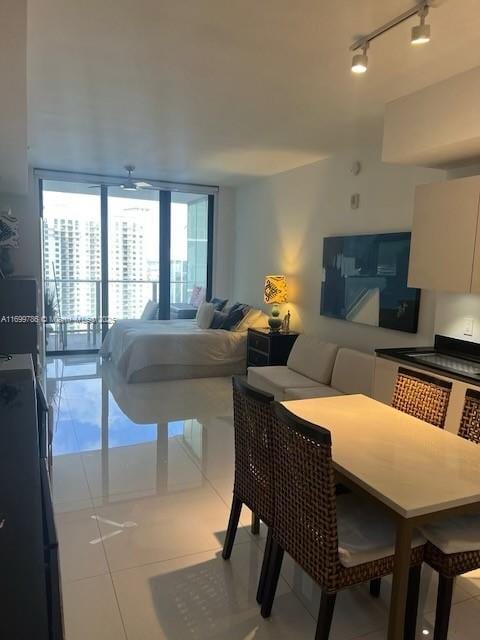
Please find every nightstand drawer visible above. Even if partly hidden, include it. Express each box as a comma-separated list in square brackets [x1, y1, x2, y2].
[247, 349, 269, 367]
[248, 332, 269, 353]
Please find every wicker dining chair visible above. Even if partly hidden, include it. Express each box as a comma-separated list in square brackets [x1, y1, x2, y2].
[391, 367, 452, 428]
[421, 388, 480, 640]
[222, 376, 275, 603]
[260, 402, 425, 640]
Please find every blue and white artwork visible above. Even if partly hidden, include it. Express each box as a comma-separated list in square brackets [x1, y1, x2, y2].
[320, 232, 420, 333]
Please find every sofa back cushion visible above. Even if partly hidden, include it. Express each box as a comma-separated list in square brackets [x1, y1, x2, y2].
[331, 348, 374, 396]
[287, 336, 338, 384]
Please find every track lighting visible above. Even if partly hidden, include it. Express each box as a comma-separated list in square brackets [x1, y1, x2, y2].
[411, 6, 431, 44]
[350, 1, 434, 74]
[351, 43, 368, 74]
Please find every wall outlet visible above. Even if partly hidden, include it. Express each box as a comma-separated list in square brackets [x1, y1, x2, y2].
[463, 316, 474, 337]
[350, 193, 360, 209]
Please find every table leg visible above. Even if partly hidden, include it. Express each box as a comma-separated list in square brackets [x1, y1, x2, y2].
[388, 518, 414, 640]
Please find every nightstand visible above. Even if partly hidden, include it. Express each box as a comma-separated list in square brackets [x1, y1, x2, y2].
[247, 328, 299, 368]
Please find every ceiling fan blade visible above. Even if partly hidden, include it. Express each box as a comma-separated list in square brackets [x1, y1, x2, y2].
[134, 181, 154, 189]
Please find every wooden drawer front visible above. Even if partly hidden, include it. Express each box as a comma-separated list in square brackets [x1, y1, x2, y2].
[248, 333, 269, 353]
[248, 349, 269, 367]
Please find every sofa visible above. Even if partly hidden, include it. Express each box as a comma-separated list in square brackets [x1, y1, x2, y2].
[247, 335, 375, 401]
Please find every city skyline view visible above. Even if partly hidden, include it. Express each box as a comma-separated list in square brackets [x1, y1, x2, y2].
[43, 183, 209, 345]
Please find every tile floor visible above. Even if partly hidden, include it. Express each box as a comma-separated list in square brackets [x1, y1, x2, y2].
[47, 355, 480, 639]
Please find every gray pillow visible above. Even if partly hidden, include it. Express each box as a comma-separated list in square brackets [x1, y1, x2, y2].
[210, 297, 228, 311]
[222, 304, 251, 331]
[210, 310, 227, 329]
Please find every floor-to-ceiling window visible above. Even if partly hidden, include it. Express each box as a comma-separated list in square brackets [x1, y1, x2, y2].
[40, 173, 216, 355]
[169, 192, 212, 315]
[107, 188, 160, 324]
[43, 181, 103, 352]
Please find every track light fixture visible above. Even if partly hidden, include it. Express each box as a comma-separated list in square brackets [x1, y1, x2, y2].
[411, 5, 431, 44]
[351, 42, 369, 74]
[350, 1, 433, 74]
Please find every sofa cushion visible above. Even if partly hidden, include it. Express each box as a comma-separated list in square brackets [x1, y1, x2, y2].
[283, 386, 344, 401]
[248, 366, 320, 401]
[337, 493, 425, 568]
[331, 348, 375, 396]
[420, 513, 480, 554]
[287, 336, 338, 384]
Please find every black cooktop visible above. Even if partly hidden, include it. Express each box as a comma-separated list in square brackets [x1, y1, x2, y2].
[376, 335, 480, 384]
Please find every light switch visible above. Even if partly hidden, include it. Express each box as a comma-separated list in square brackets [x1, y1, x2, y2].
[463, 316, 474, 337]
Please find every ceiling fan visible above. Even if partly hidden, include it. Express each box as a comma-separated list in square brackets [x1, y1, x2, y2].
[89, 165, 154, 190]
[119, 165, 154, 191]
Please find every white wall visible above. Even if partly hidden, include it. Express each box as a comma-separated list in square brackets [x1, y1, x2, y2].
[232, 145, 444, 353]
[382, 66, 480, 169]
[0, 0, 27, 194]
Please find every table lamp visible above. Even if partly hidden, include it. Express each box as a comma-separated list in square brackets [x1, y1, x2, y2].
[264, 275, 287, 332]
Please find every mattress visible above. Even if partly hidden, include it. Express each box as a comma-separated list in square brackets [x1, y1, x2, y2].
[99, 319, 247, 382]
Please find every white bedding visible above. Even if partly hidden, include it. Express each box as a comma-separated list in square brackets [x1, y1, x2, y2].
[99, 319, 247, 381]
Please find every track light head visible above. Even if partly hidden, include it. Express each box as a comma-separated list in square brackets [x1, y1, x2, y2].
[411, 6, 431, 44]
[351, 43, 369, 74]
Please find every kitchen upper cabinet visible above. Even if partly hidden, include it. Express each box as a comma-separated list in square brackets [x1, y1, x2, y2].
[408, 175, 480, 293]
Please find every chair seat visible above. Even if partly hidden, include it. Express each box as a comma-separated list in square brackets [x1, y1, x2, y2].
[247, 366, 320, 400]
[420, 513, 480, 554]
[337, 494, 425, 568]
[283, 386, 344, 400]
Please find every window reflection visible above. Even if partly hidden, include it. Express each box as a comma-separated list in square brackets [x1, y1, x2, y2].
[47, 359, 205, 502]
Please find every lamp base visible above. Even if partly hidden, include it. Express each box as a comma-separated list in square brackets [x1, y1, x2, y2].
[268, 303, 282, 333]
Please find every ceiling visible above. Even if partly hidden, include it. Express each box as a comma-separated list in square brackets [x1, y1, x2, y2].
[21, 0, 480, 187]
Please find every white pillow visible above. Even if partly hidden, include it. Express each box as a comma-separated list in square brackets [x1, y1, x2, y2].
[232, 308, 269, 332]
[140, 300, 158, 320]
[196, 302, 215, 329]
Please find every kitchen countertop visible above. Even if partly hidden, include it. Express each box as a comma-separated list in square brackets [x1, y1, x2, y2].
[376, 343, 480, 386]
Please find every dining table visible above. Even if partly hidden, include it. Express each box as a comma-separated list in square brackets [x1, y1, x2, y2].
[282, 393, 480, 640]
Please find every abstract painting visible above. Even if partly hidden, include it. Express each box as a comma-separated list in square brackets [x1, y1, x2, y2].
[320, 232, 421, 333]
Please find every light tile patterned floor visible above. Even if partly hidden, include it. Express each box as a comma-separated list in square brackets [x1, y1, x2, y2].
[48, 355, 480, 639]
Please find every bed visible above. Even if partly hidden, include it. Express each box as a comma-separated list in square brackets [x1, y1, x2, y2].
[99, 319, 248, 383]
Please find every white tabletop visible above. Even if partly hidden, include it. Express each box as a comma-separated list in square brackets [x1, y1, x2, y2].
[282, 394, 480, 519]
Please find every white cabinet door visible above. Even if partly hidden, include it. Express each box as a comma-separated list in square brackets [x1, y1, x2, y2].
[408, 176, 480, 293]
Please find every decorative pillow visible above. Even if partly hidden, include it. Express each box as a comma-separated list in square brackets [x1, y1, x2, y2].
[222, 303, 251, 331]
[210, 297, 228, 311]
[196, 302, 215, 329]
[190, 286, 206, 308]
[232, 308, 267, 332]
[140, 300, 158, 320]
[210, 310, 227, 329]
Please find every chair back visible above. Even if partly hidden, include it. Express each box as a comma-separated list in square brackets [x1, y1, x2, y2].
[232, 376, 275, 526]
[270, 402, 339, 587]
[392, 367, 452, 428]
[459, 389, 480, 444]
